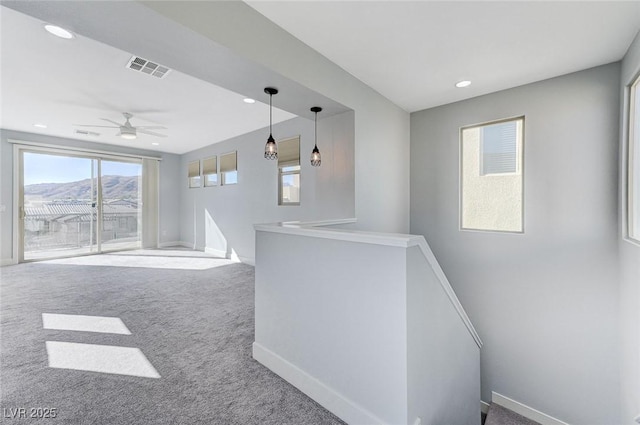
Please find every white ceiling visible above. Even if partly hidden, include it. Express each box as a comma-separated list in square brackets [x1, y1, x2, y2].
[248, 1, 640, 112]
[0, 6, 296, 155]
[4, 1, 639, 152]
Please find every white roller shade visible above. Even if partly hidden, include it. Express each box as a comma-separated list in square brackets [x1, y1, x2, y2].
[141, 158, 159, 249]
[188, 160, 200, 178]
[278, 136, 300, 167]
[202, 156, 217, 175]
[220, 151, 237, 173]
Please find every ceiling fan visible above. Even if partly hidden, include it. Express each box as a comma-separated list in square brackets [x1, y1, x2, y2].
[74, 112, 167, 139]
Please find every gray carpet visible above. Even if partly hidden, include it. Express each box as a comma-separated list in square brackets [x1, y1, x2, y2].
[485, 404, 541, 425]
[0, 251, 344, 424]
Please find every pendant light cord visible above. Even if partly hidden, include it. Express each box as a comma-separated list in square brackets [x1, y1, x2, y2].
[269, 93, 273, 135]
[314, 111, 318, 148]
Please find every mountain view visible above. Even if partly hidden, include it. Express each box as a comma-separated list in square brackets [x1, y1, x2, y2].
[24, 175, 139, 200]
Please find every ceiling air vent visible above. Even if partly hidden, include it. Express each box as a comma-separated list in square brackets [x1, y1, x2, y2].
[75, 129, 100, 137]
[126, 56, 171, 79]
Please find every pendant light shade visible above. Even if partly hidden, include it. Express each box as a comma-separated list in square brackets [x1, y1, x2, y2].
[310, 106, 322, 167]
[264, 87, 278, 160]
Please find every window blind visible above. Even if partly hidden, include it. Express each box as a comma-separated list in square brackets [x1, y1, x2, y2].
[220, 151, 237, 173]
[277, 136, 300, 168]
[202, 156, 217, 175]
[481, 121, 517, 175]
[188, 160, 200, 178]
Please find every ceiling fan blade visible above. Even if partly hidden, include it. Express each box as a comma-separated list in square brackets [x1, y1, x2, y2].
[73, 124, 120, 128]
[137, 129, 167, 138]
[136, 126, 166, 130]
[100, 118, 124, 126]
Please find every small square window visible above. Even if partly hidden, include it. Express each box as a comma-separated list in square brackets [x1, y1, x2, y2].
[278, 136, 300, 205]
[220, 152, 237, 186]
[203, 156, 218, 187]
[222, 170, 237, 185]
[279, 165, 300, 205]
[189, 176, 201, 188]
[188, 160, 201, 188]
[205, 174, 218, 186]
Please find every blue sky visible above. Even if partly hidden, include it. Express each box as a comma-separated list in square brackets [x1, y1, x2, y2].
[24, 152, 141, 186]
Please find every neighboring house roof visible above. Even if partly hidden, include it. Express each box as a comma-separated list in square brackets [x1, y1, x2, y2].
[25, 201, 138, 223]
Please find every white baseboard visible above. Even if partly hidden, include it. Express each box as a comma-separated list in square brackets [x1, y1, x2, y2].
[0, 258, 16, 266]
[481, 400, 490, 414]
[238, 256, 254, 266]
[158, 241, 192, 249]
[492, 392, 570, 425]
[204, 247, 227, 258]
[252, 342, 384, 425]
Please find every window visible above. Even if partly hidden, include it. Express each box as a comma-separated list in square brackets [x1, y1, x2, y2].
[278, 136, 300, 205]
[188, 160, 200, 188]
[480, 121, 518, 175]
[629, 76, 640, 242]
[202, 156, 218, 187]
[220, 151, 237, 185]
[461, 117, 524, 232]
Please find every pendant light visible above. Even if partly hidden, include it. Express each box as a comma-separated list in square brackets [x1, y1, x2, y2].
[264, 87, 278, 159]
[310, 106, 322, 167]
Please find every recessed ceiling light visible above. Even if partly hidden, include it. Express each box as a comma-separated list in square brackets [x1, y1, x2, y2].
[34, 123, 47, 129]
[455, 80, 472, 88]
[151, 142, 160, 146]
[44, 24, 74, 39]
[243, 98, 256, 104]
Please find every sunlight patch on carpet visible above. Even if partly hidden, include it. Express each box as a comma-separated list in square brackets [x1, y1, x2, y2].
[45, 341, 160, 378]
[42, 313, 132, 335]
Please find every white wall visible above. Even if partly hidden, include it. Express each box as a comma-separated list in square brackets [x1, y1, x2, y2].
[144, 1, 410, 234]
[410, 63, 621, 424]
[406, 246, 480, 425]
[0, 129, 181, 262]
[620, 30, 640, 425]
[179, 112, 354, 263]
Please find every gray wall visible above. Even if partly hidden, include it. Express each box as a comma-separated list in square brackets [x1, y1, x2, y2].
[620, 30, 640, 425]
[145, 1, 410, 234]
[179, 112, 355, 263]
[410, 63, 621, 424]
[0, 129, 181, 262]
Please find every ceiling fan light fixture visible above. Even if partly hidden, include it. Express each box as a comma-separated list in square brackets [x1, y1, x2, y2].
[120, 128, 137, 140]
[264, 87, 278, 160]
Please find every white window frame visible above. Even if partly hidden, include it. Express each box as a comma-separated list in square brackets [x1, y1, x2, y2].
[278, 165, 301, 206]
[202, 156, 218, 187]
[628, 74, 640, 243]
[10, 141, 159, 264]
[188, 160, 201, 188]
[459, 116, 525, 234]
[220, 151, 237, 186]
[277, 136, 301, 206]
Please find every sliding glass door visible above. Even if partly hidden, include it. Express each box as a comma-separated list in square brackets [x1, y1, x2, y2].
[100, 160, 142, 252]
[20, 150, 142, 261]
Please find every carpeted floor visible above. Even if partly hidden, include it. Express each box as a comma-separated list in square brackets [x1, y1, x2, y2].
[0, 250, 344, 425]
[485, 403, 541, 425]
